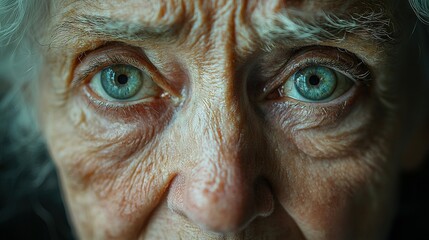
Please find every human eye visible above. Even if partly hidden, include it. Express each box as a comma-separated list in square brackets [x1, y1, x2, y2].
[71, 44, 168, 105]
[282, 65, 353, 102]
[68, 43, 180, 122]
[89, 64, 159, 102]
[263, 46, 371, 105]
[255, 46, 373, 130]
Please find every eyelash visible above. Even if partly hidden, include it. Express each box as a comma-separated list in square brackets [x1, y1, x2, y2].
[72, 44, 370, 119]
[301, 59, 368, 81]
[71, 53, 149, 89]
[261, 47, 372, 101]
[68, 45, 176, 121]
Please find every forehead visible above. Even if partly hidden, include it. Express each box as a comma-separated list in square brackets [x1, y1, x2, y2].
[50, 0, 397, 61]
[59, 0, 390, 23]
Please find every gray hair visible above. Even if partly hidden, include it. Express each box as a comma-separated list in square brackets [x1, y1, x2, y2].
[410, 0, 429, 24]
[0, 0, 56, 230]
[0, 0, 428, 236]
[0, 0, 48, 153]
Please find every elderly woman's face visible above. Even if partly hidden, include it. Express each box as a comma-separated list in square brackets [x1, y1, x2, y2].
[38, 0, 421, 239]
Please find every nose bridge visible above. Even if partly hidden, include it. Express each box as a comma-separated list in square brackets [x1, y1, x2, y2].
[193, 44, 245, 154]
[205, 91, 244, 155]
[166, 59, 275, 233]
[165, 5, 276, 231]
[188, 71, 251, 212]
[194, 97, 248, 198]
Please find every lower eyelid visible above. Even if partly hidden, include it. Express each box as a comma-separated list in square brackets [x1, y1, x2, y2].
[260, 50, 371, 101]
[85, 85, 160, 106]
[303, 82, 360, 107]
[261, 79, 366, 129]
[80, 86, 173, 122]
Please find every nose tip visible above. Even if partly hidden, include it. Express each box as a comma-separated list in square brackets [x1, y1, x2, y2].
[167, 172, 274, 233]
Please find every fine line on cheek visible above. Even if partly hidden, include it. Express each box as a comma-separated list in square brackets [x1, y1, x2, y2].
[263, 86, 374, 158]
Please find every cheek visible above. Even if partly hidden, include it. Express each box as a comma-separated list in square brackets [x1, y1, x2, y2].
[294, 99, 379, 159]
[42, 81, 177, 238]
[278, 145, 397, 239]
[264, 95, 400, 238]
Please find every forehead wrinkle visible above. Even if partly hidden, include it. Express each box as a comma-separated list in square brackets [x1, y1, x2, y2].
[48, 0, 187, 49]
[250, 0, 397, 50]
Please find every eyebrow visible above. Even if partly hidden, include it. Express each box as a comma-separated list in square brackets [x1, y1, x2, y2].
[253, 8, 398, 49]
[51, 14, 179, 47]
[51, 7, 397, 50]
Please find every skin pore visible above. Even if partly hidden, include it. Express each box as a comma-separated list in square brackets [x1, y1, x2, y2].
[38, 0, 424, 239]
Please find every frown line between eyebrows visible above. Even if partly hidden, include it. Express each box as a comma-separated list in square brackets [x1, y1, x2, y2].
[48, 3, 397, 55]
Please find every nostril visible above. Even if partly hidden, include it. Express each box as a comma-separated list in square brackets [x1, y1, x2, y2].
[254, 179, 275, 217]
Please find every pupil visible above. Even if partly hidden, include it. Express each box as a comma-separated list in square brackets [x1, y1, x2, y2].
[117, 74, 128, 85]
[309, 75, 320, 85]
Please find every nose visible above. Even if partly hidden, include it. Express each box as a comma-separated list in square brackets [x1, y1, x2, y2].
[168, 166, 274, 233]
[167, 135, 275, 233]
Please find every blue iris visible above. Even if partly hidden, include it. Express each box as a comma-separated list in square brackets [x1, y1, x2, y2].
[100, 65, 143, 100]
[294, 66, 337, 101]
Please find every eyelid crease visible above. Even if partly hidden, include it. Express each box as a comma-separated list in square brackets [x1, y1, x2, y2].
[71, 46, 151, 87]
[259, 46, 372, 101]
[71, 54, 142, 88]
[69, 44, 180, 97]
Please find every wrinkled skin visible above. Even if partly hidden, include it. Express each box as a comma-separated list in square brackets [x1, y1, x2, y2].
[39, 0, 428, 239]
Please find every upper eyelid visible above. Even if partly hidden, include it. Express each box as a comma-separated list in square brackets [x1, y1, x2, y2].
[259, 46, 372, 100]
[69, 44, 182, 97]
[287, 47, 372, 82]
[70, 46, 154, 89]
[289, 58, 369, 83]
